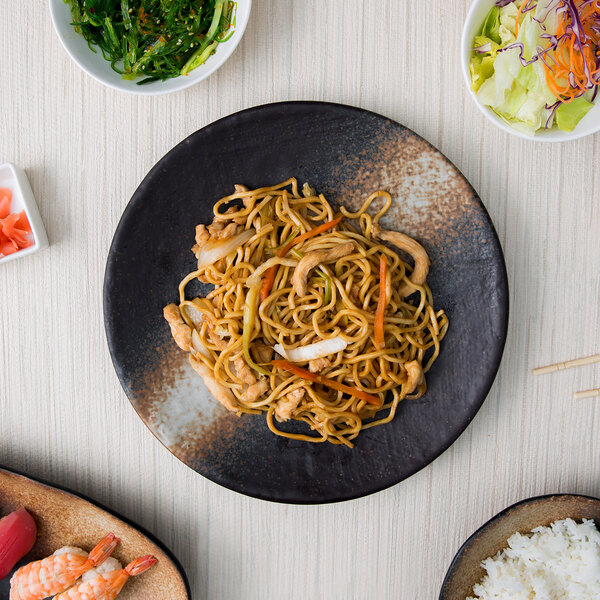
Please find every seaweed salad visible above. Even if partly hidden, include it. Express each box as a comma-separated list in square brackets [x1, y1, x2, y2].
[66, 0, 236, 83]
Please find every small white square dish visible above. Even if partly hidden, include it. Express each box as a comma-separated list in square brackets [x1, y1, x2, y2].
[0, 163, 49, 264]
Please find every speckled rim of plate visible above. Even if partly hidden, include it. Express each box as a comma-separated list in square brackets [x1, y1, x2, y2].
[439, 493, 600, 599]
[104, 101, 509, 504]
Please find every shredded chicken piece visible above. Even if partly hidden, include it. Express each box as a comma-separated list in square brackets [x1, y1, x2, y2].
[206, 327, 255, 384]
[372, 224, 430, 297]
[241, 379, 268, 403]
[349, 284, 361, 304]
[275, 388, 305, 421]
[163, 304, 192, 351]
[253, 341, 274, 364]
[192, 220, 241, 256]
[189, 355, 238, 412]
[208, 328, 228, 351]
[194, 225, 210, 250]
[403, 360, 423, 395]
[214, 205, 246, 225]
[214, 258, 227, 272]
[234, 184, 255, 210]
[308, 357, 331, 373]
[210, 221, 240, 239]
[292, 242, 355, 296]
[234, 357, 256, 385]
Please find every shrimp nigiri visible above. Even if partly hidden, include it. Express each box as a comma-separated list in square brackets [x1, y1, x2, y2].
[53, 554, 158, 600]
[10, 533, 119, 600]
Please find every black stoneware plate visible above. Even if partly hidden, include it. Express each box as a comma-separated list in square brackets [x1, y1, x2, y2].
[0, 466, 190, 599]
[440, 494, 600, 600]
[104, 101, 508, 504]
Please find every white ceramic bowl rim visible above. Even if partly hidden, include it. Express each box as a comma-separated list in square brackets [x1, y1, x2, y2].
[49, 0, 252, 96]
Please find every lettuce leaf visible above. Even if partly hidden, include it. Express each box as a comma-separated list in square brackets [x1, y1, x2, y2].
[480, 6, 501, 44]
[556, 97, 594, 131]
[471, 8, 557, 136]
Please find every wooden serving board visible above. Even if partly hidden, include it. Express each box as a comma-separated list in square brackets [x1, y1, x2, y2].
[0, 467, 190, 599]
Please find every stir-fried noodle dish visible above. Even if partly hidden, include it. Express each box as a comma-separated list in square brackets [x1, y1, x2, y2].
[163, 179, 448, 447]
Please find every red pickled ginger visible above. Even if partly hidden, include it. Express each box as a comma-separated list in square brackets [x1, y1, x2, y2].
[0, 188, 33, 257]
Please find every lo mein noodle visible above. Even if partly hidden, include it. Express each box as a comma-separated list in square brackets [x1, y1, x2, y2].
[163, 178, 448, 447]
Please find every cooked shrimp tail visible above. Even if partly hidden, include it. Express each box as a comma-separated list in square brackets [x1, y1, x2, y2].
[124, 554, 158, 576]
[52, 554, 158, 600]
[87, 533, 120, 569]
[10, 533, 120, 600]
[105, 555, 158, 597]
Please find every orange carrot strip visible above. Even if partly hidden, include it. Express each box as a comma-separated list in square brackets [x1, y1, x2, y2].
[515, 0, 526, 37]
[272, 359, 382, 406]
[374, 254, 387, 350]
[277, 215, 343, 258]
[259, 266, 278, 302]
[259, 215, 343, 302]
[542, 2, 600, 101]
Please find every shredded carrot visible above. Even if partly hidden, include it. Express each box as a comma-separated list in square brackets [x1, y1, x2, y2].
[259, 266, 277, 302]
[542, 0, 600, 102]
[374, 254, 387, 350]
[278, 215, 342, 257]
[259, 215, 343, 302]
[514, 0, 527, 37]
[272, 359, 382, 406]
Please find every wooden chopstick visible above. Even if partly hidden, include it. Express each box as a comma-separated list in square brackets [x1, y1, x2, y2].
[533, 353, 600, 375]
[573, 388, 600, 400]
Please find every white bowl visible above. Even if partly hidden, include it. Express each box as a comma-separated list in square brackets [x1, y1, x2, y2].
[0, 163, 49, 264]
[49, 0, 252, 95]
[461, 0, 600, 141]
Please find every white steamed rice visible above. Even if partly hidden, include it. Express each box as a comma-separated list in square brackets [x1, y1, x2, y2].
[466, 518, 600, 599]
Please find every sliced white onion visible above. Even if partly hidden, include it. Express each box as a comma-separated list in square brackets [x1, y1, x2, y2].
[196, 229, 255, 269]
[181, 301, 205, 329]
[191, 328, 212, 359]
[274, 337, 348, 362]
[246, 256, 298, 288]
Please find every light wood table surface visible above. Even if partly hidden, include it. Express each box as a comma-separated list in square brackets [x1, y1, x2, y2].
[2, 1, 599, 599]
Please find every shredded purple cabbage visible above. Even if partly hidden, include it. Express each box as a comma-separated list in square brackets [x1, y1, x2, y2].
[474, 42, 494, 53]
[485, 0, 600, 128]
[564, 0, 595, 86]
[537, 44, 556, 69]
[492, 0, 600, 91]
[497, 40, 557, 67]
[544, 100, 562, 127]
